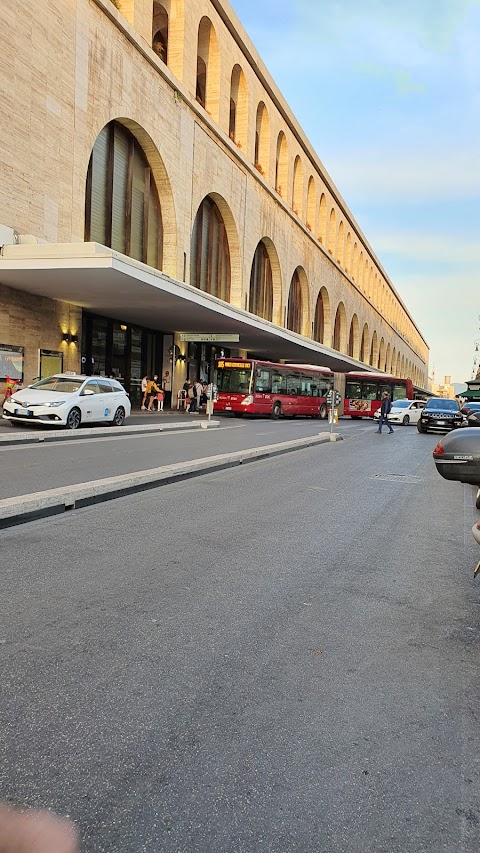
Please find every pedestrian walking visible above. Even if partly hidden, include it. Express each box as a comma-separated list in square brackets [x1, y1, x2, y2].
[376, 391, 394, 434]
[140, 375, 149, 410]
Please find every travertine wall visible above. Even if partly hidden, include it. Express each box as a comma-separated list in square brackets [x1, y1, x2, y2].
[0, 0, 429, 394]
[0, 284, 81, 386]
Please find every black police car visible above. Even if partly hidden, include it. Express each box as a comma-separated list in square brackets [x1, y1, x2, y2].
[417, 397, 463, 434]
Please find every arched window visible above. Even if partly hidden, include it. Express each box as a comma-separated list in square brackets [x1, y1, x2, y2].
[292, 156, 303, 216]
[196, 57, 206, 108]
[314, 291, 325, 343]
[360, 324, 369, 363]
[85, 121, 163, 269]
[249, 241, 273, 321]
[152, 2, 168, 63]
[318, 194, 327, 244]
[333, 303, 346, 352]
[190, 196, 230, 301]
[379, 337, 385, 371]
[337, 221, 345, 265]
[358, 251, 364, 289]
[275, 132, 288, 198]
[196, 17, 220, 120]
[254, 102, 270, 177]
[229, 65, 247, 148]
[352, 243, 358, 280]
[287, 271, 302, 333]
[306, 177, 316, 232]
[345, 232, 352, 272]
[327, 208, 336, 255]
[348, 315, 359, 358]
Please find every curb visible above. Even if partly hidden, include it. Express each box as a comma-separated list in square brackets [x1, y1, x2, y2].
[0, 419, 220, 447]
[0, 432, 343, 529]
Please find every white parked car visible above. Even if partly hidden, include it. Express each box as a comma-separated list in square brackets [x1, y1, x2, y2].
[2, 374, 131, 429]
[373, 398, 426, 426]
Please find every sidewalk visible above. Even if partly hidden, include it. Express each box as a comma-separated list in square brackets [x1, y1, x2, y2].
[0, 409, 220, 446]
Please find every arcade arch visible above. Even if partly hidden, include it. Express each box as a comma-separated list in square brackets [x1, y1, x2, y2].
[333, 302, 347, 353]
[229, 64, 248, 149]
[196, 17, 220, 121]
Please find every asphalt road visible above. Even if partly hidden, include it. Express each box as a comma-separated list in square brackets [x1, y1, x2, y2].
[1, 425, 480, 852]
[1, 415, 371, 500]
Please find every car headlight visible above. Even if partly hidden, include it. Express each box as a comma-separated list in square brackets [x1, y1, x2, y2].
[241, 395, 253, 406]
[44, 400, 66, 408]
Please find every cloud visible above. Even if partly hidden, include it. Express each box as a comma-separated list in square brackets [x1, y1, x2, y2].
[354, 65, 426, 96]
[391, 269, 479, 381]
[296, 0, 480, 54]
[325, 146, 480, 203]
[373, 232, 480, 265]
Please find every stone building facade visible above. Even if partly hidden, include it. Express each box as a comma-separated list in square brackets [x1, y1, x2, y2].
[0, 0, 428, 398]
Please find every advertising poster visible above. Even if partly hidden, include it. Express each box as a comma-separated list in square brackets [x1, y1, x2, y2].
[0, 344, 24, 381]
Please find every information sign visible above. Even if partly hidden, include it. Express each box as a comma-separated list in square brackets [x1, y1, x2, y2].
[178, 334, 240, 343]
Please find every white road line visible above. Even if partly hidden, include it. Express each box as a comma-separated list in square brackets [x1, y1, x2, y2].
[0, 424, 245, 452]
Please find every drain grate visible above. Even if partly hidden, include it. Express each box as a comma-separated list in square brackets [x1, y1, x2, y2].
[373, 473, 422, 484]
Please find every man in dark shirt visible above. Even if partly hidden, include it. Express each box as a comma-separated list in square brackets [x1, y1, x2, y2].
[377, 391, 394, 434]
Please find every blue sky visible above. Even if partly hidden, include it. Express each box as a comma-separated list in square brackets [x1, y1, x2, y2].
[229, 0, 480, 385]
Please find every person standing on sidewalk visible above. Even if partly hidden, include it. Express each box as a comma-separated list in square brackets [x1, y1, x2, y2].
[188, 381, 197, 413]
[147, 374, 162, 411]
[162, 369, 172, 409]
[194, 379, 203, 412]
[377, 391, 394, 434]
[140, 375, 149, 410]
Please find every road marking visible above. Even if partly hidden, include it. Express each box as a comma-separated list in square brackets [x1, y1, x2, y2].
[0, 424, 245, 452]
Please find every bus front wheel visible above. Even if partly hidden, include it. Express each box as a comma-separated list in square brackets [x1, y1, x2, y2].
[272, 402, 282, 420]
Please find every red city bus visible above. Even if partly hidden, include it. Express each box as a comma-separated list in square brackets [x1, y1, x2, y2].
[214, 358, 334, 419]
[343, 372, 414, 418]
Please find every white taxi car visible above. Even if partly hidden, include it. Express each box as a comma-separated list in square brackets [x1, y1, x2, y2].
[2, 373, 131, 429]
[373, 398, 426, 426]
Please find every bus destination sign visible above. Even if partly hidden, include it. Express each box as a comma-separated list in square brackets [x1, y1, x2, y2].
[217, 360, 251, 370]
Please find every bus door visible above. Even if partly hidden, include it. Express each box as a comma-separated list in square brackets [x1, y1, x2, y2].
[300, 373, 316, 416]
[286, 371, 301, 415]
[254, 365, 273, 414]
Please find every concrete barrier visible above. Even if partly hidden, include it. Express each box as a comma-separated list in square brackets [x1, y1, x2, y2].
[0, 431, 342, 528]
[0, 419, 220, 447]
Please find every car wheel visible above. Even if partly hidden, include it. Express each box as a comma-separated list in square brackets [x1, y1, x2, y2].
[111, 406, 125, 426]
[417, 422, 426, 433]
[402, 415, 410, 426]
[272, 402, 282, 420]
[319, 403, 327, 420]
[66, 407, 81, 430]
[476, 489, 480, 510]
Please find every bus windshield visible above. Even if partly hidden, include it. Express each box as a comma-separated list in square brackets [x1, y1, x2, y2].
[216, 364, 252, 394]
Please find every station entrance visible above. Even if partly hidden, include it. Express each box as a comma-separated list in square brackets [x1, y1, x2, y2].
[81, 312, 164, 407]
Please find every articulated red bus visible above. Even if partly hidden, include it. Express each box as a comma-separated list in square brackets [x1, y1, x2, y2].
[214, 358, 334, 419]
[343, 372, 414, 418]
